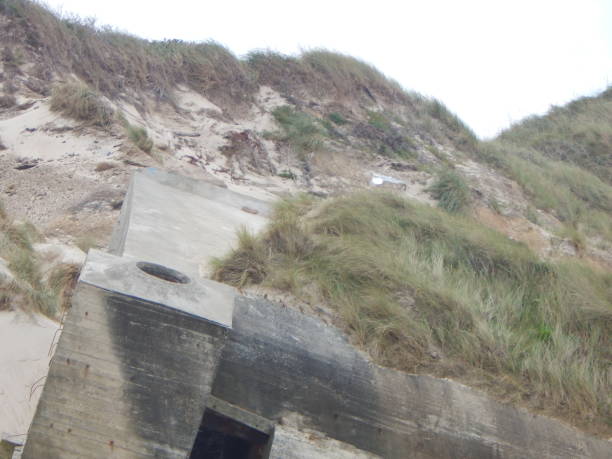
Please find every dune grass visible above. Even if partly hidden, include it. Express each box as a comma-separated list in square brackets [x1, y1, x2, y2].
[125, 124, 154, 153]
[0, 0, 254, 106]
[247, 48, 406, 103]
[499, 87, 612, 185]
[475, 140, 612, 242]
[212, 191, 611, 432]
[0, 1, 477, 151]
[269, 106, 326, 154]
[427, 169, 471, 213]
[50, 82, 114, 127]
[0, 202, 78, 318]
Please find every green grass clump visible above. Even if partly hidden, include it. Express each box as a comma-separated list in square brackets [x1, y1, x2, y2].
[428, 169, 471, 213]
[50, 82, 114, 127]
[277, 169, 297, 180]
[126, 124, 154, 153]
[328, 112, 348, 125]
[0, 202, 78, 318]
[367, 110, 391, 131]
[212, 191, 611, 432]
[271, 106, 326, 154]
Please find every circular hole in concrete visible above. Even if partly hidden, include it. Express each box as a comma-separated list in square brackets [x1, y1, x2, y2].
[136, 262, 190, 284]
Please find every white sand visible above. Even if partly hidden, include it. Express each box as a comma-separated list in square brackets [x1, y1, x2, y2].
[0, 311, 60, 442]
[0, 102, 119, 161]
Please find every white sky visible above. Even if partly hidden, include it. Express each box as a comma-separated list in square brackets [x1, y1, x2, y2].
[43, 0, 612, 138]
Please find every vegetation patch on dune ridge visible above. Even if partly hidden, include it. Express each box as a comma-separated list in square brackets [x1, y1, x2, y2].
[0, 0, 476, 150]
[472, 86, 612, 244]
[212, 191, 611, 434]
[50, 82, 114, 127]
[475, 140, 612, 242]
[268, 106, 326, 154]
[499, 87, 612, 186]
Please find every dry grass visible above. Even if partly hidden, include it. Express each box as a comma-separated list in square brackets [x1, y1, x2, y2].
[246, 49, 404, 103]
[0, 1, 476, 150]
[75, 235, 97, 253]
[0, 0, 254, 108]
[0, 200, 78, 318]
[94, 161, 118, 172]
[480, 86, 612, 245]
[212, 191, 611, 434]
[50, 82, 114, 127]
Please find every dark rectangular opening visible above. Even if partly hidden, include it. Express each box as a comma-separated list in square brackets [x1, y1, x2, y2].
[190, 409, 270, 459]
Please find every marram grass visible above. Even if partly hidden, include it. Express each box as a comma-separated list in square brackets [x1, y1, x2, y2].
[212, 191, 611, 433]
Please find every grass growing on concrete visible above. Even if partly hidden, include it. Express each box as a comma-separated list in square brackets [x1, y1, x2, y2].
[212, 191, 611, 433]
[50, 82, 114, 127]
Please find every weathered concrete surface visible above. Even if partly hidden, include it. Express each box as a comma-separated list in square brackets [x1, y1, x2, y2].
[269, 425, 380, 459]
[206, 395, 274, 436]
[109, 168, 270, 276]
[213, 295, 612, 458]
[80, 249, 234, 327]
[23, 252, 231, 458]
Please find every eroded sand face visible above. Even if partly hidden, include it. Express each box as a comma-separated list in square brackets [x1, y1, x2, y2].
[0, 311, 59, 442]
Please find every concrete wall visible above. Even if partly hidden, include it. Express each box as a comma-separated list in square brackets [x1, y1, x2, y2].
[269, 425, 381, 459]
[108, 168, 270, 276]
[23, 251, 234, 458]
[212, 296, 611, 459]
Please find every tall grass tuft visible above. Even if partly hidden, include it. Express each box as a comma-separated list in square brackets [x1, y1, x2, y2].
[50, 82, 114, 127]
[270, 106, 326, 154]
[126, 124, 154, 153]
[0, 200, 78, 318]
[212, 191, 611, 432]
[428, 169, 471, 213]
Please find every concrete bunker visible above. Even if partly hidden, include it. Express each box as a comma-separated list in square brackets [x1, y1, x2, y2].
[21, 169, 612, 458]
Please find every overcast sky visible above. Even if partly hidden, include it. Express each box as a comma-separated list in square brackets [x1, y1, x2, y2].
[43, 0, 612, 138]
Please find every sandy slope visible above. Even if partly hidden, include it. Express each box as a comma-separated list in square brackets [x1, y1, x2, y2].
[0, 311, 59, 443]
